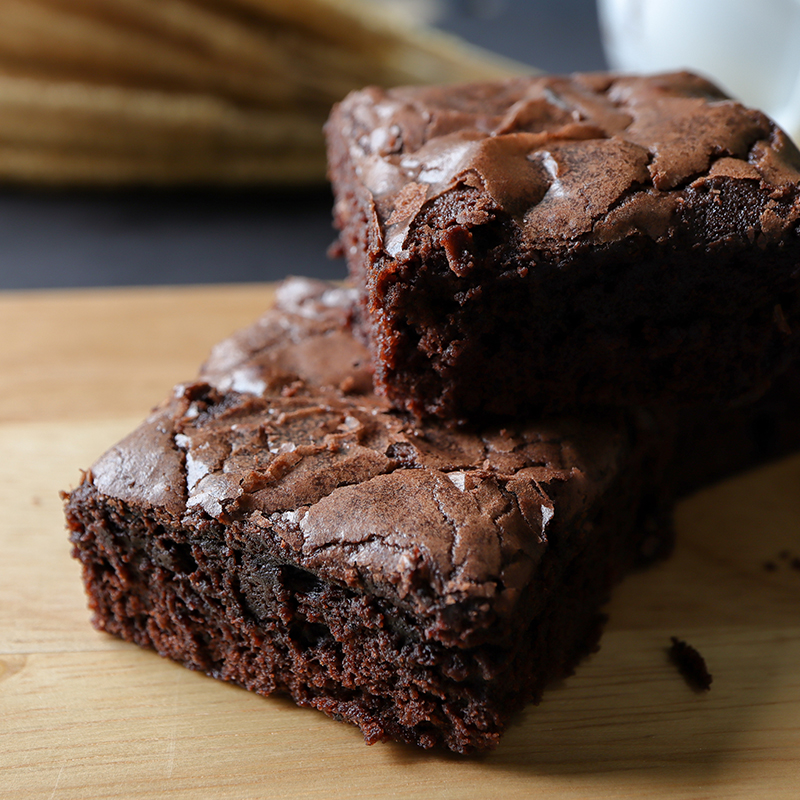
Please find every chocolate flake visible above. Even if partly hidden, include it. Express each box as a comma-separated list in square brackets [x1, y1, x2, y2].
[669, 636, 712, 691]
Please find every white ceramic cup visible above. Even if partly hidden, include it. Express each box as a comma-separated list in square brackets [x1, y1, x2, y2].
[597, 0, 800, 143]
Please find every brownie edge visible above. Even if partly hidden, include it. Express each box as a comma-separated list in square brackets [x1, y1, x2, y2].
[65, 278, 672, 753]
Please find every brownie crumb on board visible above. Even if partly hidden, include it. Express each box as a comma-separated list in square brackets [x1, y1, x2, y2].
[779, 550, 800, 571]
[764, 551, 800, 572]
[669, 637, 713, 692]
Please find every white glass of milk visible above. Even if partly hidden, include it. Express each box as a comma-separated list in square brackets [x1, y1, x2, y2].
[597, 0, 800, 143]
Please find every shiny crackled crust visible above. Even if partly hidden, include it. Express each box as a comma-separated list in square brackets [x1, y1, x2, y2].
[330, 71, 800, 253]
[326, 71, 800, 419]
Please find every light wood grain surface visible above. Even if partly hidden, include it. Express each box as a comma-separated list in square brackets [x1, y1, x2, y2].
[1, 284, 799, 799]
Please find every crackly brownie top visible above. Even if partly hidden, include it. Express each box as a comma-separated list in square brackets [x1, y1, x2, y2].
[330, 71, 800, 256]
[87, 279, 631, 633]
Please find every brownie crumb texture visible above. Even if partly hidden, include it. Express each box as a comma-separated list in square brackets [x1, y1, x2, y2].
[765, 550, 800, 573]
[669, 637, 713, 692]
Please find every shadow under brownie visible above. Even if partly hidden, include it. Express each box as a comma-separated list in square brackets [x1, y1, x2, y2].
[64, 279, 672, 753]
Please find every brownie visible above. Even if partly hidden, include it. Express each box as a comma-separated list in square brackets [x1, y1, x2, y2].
[673, 362, 800, 496]
[668, 637, 713, 692]
[326, 71, 800, 421]
[64, 278, 672, 753]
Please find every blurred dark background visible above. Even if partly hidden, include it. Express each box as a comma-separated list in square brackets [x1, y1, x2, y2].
[0, 0, 606, 290]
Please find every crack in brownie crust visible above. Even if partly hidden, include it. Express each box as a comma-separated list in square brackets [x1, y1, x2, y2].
[326, 71, 800, 420]
[64, 279, 672, 753]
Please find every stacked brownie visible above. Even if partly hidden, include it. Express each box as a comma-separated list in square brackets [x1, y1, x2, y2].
[327, 71, 800, 420]
[66, 72, 800, 753]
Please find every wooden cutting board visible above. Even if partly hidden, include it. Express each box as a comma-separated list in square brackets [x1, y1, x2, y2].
[2, 284, 799, 799]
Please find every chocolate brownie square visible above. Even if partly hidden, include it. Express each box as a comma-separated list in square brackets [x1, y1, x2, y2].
[326, 71, 800, 420]
[64, 279, 671, 753]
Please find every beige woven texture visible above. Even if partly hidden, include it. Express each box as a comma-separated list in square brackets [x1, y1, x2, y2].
[0, 0, 526, 185]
